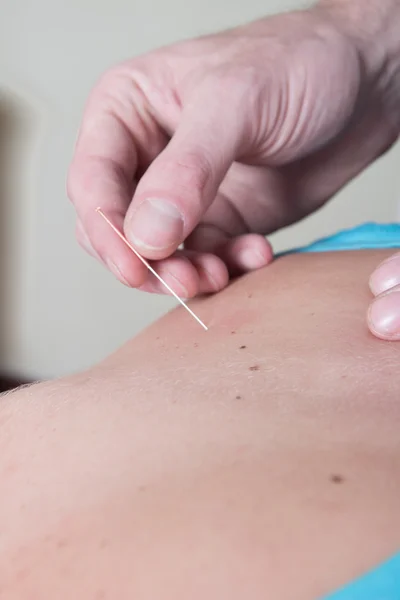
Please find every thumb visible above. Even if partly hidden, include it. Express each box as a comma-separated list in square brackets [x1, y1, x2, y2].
[124, 90, 244, 259]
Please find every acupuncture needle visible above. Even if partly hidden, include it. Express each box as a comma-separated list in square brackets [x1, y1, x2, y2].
[96, 207, 208, 331]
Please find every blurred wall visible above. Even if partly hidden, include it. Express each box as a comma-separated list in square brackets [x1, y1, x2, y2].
[1, 0, 400, 379]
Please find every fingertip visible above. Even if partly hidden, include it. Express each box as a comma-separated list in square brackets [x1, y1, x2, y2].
[236, 246, 272, 272]
[367, 287, 400, 340]
[188, 252, 229, 294]
[218, 234, 274, 275]
[369, 253, 400, 296]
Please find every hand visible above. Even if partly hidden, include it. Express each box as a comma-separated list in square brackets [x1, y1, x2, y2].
[368, 253, 400, 340]
[68, 4, 399, 297]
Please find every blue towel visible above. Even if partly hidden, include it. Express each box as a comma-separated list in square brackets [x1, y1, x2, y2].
[288, 222, 400, 255]
[323, 553, 400, 600]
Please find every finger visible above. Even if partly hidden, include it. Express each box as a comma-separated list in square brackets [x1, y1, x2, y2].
[124, 84, 245, 259]
[76, 219, 101, 261]
[369, 252, 400, 296]
[139, 250, 229, 297]
[68, 70, 167, 286]
[69, 116, 148, 286]
[368, 285, 400, 341]
[76, 216, 147, 287]
[215, 234, 274, 276]
[187, 224, 273, 274]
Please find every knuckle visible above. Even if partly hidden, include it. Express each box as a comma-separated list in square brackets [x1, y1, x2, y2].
[169, 152, 213, 193]
[92, 66, 125, 99]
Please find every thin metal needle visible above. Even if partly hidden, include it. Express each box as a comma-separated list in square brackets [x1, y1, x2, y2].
[96, 207, 208, 331]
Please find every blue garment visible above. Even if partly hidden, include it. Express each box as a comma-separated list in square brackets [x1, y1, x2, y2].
[289, 222, 400, 599]
[286, 222, 400, 255]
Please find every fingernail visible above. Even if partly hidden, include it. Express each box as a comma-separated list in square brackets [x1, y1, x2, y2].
[238, 249, 268, 271]
[128, 198, 183, 251]
[368, 290, 400, 339]
[369, 255, 400, 296]
[107, 259, 131, 286]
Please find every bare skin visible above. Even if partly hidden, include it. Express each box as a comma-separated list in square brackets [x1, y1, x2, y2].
[1, 249, 400, 599]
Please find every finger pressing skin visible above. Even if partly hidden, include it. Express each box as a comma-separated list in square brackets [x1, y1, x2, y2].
[369, 252, 400, 296]
[214, 234, 274, 276]
[368, 285, 400, 341]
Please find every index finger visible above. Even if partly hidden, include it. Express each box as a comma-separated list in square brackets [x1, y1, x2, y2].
[67, 69, 165, 286]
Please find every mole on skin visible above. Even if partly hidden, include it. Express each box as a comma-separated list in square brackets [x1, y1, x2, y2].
[331, 474, 345, 484]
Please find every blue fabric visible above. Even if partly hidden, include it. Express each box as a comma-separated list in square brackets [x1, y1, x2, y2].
[322, 553, 400, 600]
[286, 222, 400, 255]
[288, 222, 400, 599]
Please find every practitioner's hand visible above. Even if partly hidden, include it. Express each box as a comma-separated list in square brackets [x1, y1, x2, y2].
[68, 2, 400, 297]
[368, 253, 400, 340]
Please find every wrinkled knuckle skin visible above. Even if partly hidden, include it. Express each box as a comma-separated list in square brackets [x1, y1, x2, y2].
[176, 153, 213, 191]
[159, 153, 214, 195]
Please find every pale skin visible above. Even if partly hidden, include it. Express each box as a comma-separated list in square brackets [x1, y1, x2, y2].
[368, 254, 400, 340]
[68, 0, 400, 338]
[1, 249, 400, 599]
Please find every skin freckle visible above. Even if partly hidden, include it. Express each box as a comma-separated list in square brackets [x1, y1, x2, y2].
[330, 474, 345, 484]
[249, 365, 260, 371]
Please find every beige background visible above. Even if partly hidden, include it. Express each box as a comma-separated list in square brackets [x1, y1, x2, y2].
[1, 0, 399, 380]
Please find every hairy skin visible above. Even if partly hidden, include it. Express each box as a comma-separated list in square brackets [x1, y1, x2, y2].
[1, 250, 400, 599]
[68, 1, 400, 298]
